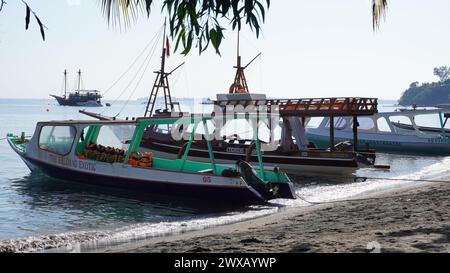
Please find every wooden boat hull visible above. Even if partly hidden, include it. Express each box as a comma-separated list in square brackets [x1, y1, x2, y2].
[51, 95, 102, 107]
[142, 141, 361, 176]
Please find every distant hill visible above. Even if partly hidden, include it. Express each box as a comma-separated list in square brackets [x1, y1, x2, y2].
[398, 79, 450, 106]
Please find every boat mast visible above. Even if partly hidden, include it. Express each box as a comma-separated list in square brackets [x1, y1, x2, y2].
[63, 69, 67, 98]
[144, 20, 184, 117]
[77, 69, 82, 93]
[229, 31, 261, 94]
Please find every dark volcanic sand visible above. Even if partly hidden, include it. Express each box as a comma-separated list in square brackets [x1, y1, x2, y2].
[114, 182, 450, 253]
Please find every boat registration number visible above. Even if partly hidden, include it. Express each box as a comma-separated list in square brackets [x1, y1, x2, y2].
[428, 138, 450, 144]
[202, 176, 212, 183]
[227, 147, 245, 154]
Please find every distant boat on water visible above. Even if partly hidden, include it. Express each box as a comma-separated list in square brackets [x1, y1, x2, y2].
[50, 70, 103, 107]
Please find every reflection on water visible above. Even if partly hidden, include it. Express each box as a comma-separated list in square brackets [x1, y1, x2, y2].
[2, 172, 257, 241]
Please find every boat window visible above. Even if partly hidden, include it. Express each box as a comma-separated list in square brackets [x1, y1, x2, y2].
[415, 114, 449, 129]
[39, 126, 76, 155]
[388, 115, 412, 126]
[96, 125, 132, 148]
[153, 124, 172, 134]
[221, 119, 254, 140]
[305, 117, 324, 128]
[324, 117, 348, 130]
[76, 125, 134, 164]
[377, 118, 392, 132]
[354, 117, 375, 130]
[258, 122, 271, 143]
[335, 117, 347, 130]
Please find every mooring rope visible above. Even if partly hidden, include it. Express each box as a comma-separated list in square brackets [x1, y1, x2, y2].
[295, 191, 428, 206]
[354, 176, 450, 184]
[296, 175, 450, 205]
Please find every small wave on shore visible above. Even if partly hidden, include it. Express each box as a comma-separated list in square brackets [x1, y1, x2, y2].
[0, 205, 281, 253]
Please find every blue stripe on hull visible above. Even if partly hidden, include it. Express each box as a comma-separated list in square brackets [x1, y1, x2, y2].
[24, 157, 267, 204]
[307, 133, 450, 155]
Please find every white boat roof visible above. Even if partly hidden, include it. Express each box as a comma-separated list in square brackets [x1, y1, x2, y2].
[377, 109, 450, 117]
[37, 113, 278, 126]
[38, 120, 136, 126]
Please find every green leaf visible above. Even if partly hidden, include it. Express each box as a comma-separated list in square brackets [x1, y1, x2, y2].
[34, 14, 46, 41]
[25, 5, 31, 30]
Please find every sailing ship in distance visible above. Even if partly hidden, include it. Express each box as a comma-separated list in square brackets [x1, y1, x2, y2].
[51, 69, 103, 107]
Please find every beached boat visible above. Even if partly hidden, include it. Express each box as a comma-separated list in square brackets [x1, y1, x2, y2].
[306, 109, 450, 155]
[7, 114, 296, 204]
[140, 97, 379, 176]
[50, 70, 103, 107]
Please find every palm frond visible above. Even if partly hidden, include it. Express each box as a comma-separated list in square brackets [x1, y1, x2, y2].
[372, 0, 388, 30]
[99, 0, 148, 29]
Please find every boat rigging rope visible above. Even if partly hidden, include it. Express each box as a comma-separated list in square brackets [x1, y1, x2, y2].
[80, 25, 164, 113]
[102, 24, 164, 99]
[114, 36, 160, 118]
[171, 64, 184, 87]
[100, 28, 163, 115]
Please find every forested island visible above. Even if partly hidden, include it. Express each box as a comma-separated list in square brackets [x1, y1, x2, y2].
[399, 66, 450, 106]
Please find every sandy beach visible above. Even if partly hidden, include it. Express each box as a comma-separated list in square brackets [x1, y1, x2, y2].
[110, 181, 450, 253]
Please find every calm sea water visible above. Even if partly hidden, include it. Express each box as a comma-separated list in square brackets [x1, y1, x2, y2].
[0, 99, 449, 252]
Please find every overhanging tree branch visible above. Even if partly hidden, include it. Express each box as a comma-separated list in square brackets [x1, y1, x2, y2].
[0, 0, 6, 12]
[100, 0, 270, 55]
[21, 0, 47, 41]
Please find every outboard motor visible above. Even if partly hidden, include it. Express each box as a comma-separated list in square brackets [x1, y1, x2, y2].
[356, 153, 375, 167]
[235, 160, 277, 200]
[333, 141, 375, 167]
[333, 141, 353, 152]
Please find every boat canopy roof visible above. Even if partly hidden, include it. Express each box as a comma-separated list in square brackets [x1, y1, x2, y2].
[215, 97, 378, 117]
[37, 113, 271, 127]
[37, 119, 137, 126]
[376, 109, 450, 118]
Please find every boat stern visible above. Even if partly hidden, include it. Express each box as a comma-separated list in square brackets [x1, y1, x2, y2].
[236, 160, 297, 201]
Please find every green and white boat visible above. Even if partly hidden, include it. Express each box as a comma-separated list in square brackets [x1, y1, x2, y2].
[7, 114, 296, 204]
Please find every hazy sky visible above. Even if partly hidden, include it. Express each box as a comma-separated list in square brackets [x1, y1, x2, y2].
[1, 0, 449, 100]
